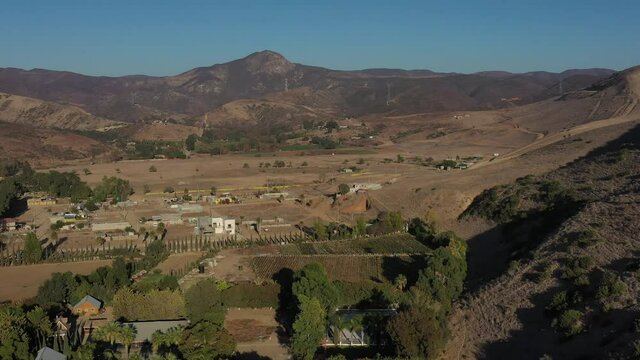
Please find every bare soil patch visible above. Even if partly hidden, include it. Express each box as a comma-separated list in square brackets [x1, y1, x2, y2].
[0, 260, 112, 301]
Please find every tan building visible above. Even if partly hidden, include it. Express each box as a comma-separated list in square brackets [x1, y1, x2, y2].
[27, 197, 57, 207]
[72, 295, 103, 316]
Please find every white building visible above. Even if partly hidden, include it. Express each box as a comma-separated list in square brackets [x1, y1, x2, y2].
[349, 183, 382, 193]
[194, 217, 235, 235]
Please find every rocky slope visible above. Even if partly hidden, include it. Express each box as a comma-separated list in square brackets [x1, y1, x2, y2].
[447, 122, 640, 359]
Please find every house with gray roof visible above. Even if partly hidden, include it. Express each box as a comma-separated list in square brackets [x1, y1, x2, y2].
[122, 320, 189, 344]
[35, 347, 66, 360]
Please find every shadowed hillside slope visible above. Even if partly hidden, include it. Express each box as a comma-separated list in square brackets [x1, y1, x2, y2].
[447, 122, 640, 360]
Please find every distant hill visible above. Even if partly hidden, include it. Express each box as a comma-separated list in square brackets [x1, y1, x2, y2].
[0, 92, 121, 130]
[0, 50, 615, 123]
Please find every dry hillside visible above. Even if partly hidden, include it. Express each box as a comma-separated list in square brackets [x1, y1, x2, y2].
[0, 92, 121, 130]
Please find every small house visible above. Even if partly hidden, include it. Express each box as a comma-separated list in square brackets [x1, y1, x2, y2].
[324, 309, 397, 347]
[121, 320, 189, 345]
[0, 218, 18, 231]
[54, 315, 70, 337]
[72, 295, 103, 316]
[35, 347, 66, 360]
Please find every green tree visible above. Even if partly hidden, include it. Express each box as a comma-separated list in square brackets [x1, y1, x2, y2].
[26, 306, 52, 349]
[120, 325, 137, 359]
[412, 246, 466, 313]
[111, 257, 130, 288]
[394, 274, 408, 291]
[184, 279, 225, 323]
[388, 307, 448, 359]
[352, 217, 367, 237]
[36, 271, 77, 304]
[0, 179, 18, 217]
[179, 320, 236, 360]
[558, 309, 584, 336]
[337, 183, 350, 195]
[384, 211, 404, 232]
[292, 263, 339, 312]
[93, 176, 133, 202]
[185, 134, 198, 151]
[72, 343, 96, 360]
[0, 305, 30, 360]
[23, 232, 42, 264]
[312, 220, 327, 240]
[93, 321, 121, 346]
[151, 327, 183, 355]
[291, 296, 326, 360]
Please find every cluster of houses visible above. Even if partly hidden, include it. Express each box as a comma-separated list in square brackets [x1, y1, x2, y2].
[34, 294, 191, 359]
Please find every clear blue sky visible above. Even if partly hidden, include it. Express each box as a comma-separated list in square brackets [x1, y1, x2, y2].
[1, 0, 639, 76]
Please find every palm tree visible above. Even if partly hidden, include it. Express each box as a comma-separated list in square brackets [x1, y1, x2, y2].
[119, 325, 137, 359]
[26, 306, 52, 348]
[151, 327, 182, 355]
[394, 274, 407, 291]
[93, 321, 121, 347]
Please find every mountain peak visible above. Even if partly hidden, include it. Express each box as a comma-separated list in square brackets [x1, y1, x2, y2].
[241, 50, 294, 75]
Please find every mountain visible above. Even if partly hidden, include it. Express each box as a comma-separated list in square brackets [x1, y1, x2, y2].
[0, 51, 616, 123]
[0, 92, 121, 130]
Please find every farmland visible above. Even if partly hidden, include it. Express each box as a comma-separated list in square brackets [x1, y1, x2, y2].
[251, 254, 428, 283]
[276, 234, 430, 255]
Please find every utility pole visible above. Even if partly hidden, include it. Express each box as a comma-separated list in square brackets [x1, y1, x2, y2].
[284, 78, 289, 92]
[559, 79, 563, 94]
[386, 83, 391, 106]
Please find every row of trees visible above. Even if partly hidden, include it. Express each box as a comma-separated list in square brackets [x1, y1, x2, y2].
[386, 218, 468, 359]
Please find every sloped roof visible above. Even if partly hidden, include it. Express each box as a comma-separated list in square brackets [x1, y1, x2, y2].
[74, 295, 102, 309]
[122, 320, 189, 343]
[35, 347, 66, 360]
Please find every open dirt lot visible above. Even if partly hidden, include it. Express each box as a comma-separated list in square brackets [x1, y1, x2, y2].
[225, 308, 288, 360]
[155, 252, 204, 274]
[0, 260, 112, 301]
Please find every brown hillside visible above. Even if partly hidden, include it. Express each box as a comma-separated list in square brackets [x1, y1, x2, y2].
[0, 92, 121, 130]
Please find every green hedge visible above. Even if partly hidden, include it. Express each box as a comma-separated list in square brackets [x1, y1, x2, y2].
[221, 283, 280, 308]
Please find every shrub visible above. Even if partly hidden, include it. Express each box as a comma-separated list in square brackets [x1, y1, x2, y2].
[557, 309, 584, 336]
[338, 183, 350, 195]
[570, 228, 602, 248]
[546, 291, 568, 313]
[221, 283, 280, 308]
[149, 165, 157, 173]
[561, 256, 594, 286]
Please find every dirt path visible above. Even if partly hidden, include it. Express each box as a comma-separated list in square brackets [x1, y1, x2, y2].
[473, 112, 639, 170]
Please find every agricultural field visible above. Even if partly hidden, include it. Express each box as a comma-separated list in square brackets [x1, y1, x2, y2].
[277, 234, 430, 255]
[251, 254, 427, 283]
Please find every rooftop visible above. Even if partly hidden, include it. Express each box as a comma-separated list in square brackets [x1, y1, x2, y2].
[74, 295, 102, 309]
[35, 347, 66, 360]
[122, 320, 189, 343]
